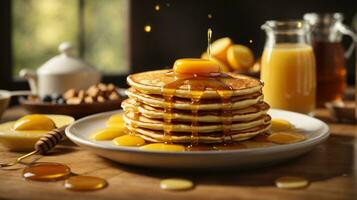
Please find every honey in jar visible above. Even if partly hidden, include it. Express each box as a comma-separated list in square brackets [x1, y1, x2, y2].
[304, 13, 356, 106]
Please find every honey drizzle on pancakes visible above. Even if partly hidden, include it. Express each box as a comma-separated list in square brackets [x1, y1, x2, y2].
[162, 71, 234, 145]
[126, 97, 141, 135]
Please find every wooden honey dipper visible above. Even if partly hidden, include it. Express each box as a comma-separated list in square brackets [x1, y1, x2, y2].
[0, 126, 67, 168]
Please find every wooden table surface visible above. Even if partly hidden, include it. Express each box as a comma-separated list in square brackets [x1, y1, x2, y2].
[0, 107, 356, 200]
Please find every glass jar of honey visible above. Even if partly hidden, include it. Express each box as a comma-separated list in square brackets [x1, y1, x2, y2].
[304, 13, 357, 107]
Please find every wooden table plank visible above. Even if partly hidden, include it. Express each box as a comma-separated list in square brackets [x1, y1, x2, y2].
[0, 107, 356, 200]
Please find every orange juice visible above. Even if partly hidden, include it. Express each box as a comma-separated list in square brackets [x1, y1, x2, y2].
[261, 43, 316, 114]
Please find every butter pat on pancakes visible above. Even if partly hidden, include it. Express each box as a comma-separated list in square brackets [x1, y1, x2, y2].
[173, 58, 220, 74]
[160, 178, 194, 191]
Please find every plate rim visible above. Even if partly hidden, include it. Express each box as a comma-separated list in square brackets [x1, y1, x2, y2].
[65, 109, 330, 156]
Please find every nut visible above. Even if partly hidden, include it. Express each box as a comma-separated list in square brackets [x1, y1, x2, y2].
[61, 83, 120, 105]
[97, 83, 107, 92]
[84, 96, 95, 104]
[66, 97, 83, 105]
[87, 86, 100, 97]
[107, 83, 116, 92]
[97, 95, 106, 103]
[109, 91, 120, 100]
[63, 89, 76, 100]
[77, 90, 86, 99]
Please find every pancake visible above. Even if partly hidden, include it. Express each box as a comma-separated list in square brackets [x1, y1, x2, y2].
[126, 88, 264, 110]
[123, 111, 271, 133]
[123, 66, 271, 145]
[122, 98, 270, 122]
[127, 69, 263, 99]
[127, 124, 271, 143]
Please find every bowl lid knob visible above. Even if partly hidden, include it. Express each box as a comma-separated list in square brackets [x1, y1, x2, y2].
[58, 42, 74, 56]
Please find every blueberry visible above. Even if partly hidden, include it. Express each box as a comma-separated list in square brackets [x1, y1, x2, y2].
[56, 97, 65, 104]
[50, 93, 63, 103]
[51, 93, 61, 100]
[42, 95, 52, 103]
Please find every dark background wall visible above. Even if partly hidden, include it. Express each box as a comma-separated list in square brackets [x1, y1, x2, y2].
[131, 0, 357, 84]
[0, 0, 356, 90]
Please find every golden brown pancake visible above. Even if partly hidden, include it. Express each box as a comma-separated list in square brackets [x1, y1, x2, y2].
[123, 111, 271, 133]
[127, 69, 263, 99]
[122, 98, 270, 122]
[126, 87, 264, 110]
[126, 124, 271, 143]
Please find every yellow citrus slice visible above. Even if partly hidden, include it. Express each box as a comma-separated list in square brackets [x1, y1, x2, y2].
[227, 44, 254, 71]
[210, 37, 233, 63]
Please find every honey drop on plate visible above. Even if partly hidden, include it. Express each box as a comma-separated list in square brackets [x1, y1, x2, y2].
[140, 143, 185, 152]
[186, 144, 215, 151]
[92, 127, 126, 141]
[267, 132, 306, 144]
[106, 114, 125, 128]
[113, 135, 145, 147]
[275, 176, 309, 189]
[23, 162, 71, 181]
[64, 176, 108, 191]
[213, 142, 246, 150]
[271, 119, 294, 132]
[160, 178, 194, 191]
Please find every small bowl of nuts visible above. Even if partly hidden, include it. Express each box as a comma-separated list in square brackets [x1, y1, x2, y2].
[20, 83, 124, 118]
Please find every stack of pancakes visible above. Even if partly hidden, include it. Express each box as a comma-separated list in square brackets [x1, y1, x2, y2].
[122, 70, 271, 144]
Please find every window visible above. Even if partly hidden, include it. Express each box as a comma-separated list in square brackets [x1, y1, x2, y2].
[12, 0, 129, 78]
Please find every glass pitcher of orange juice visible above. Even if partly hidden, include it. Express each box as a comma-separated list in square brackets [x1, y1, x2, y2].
[261, 21, 316, 115]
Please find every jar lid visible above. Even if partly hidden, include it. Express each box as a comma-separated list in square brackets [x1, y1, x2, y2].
[37, 42, 98, 75]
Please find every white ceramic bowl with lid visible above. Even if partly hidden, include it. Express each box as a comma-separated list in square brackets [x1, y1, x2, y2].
[20, 42, 101, 97]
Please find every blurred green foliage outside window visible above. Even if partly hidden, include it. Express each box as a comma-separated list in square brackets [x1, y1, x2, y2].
[12, 0, 129, 77]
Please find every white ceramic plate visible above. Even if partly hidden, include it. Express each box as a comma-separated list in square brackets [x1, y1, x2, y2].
[65, 109, 329, 169]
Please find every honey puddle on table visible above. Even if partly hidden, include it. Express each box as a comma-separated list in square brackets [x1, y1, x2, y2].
[23, 162, 108, 191]
[23, 162, 71, 181]
[64, 176, 108, 191]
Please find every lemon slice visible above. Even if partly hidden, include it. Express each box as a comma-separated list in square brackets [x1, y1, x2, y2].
[227, 44, 254, 71]
[210, 37, 233, 63]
